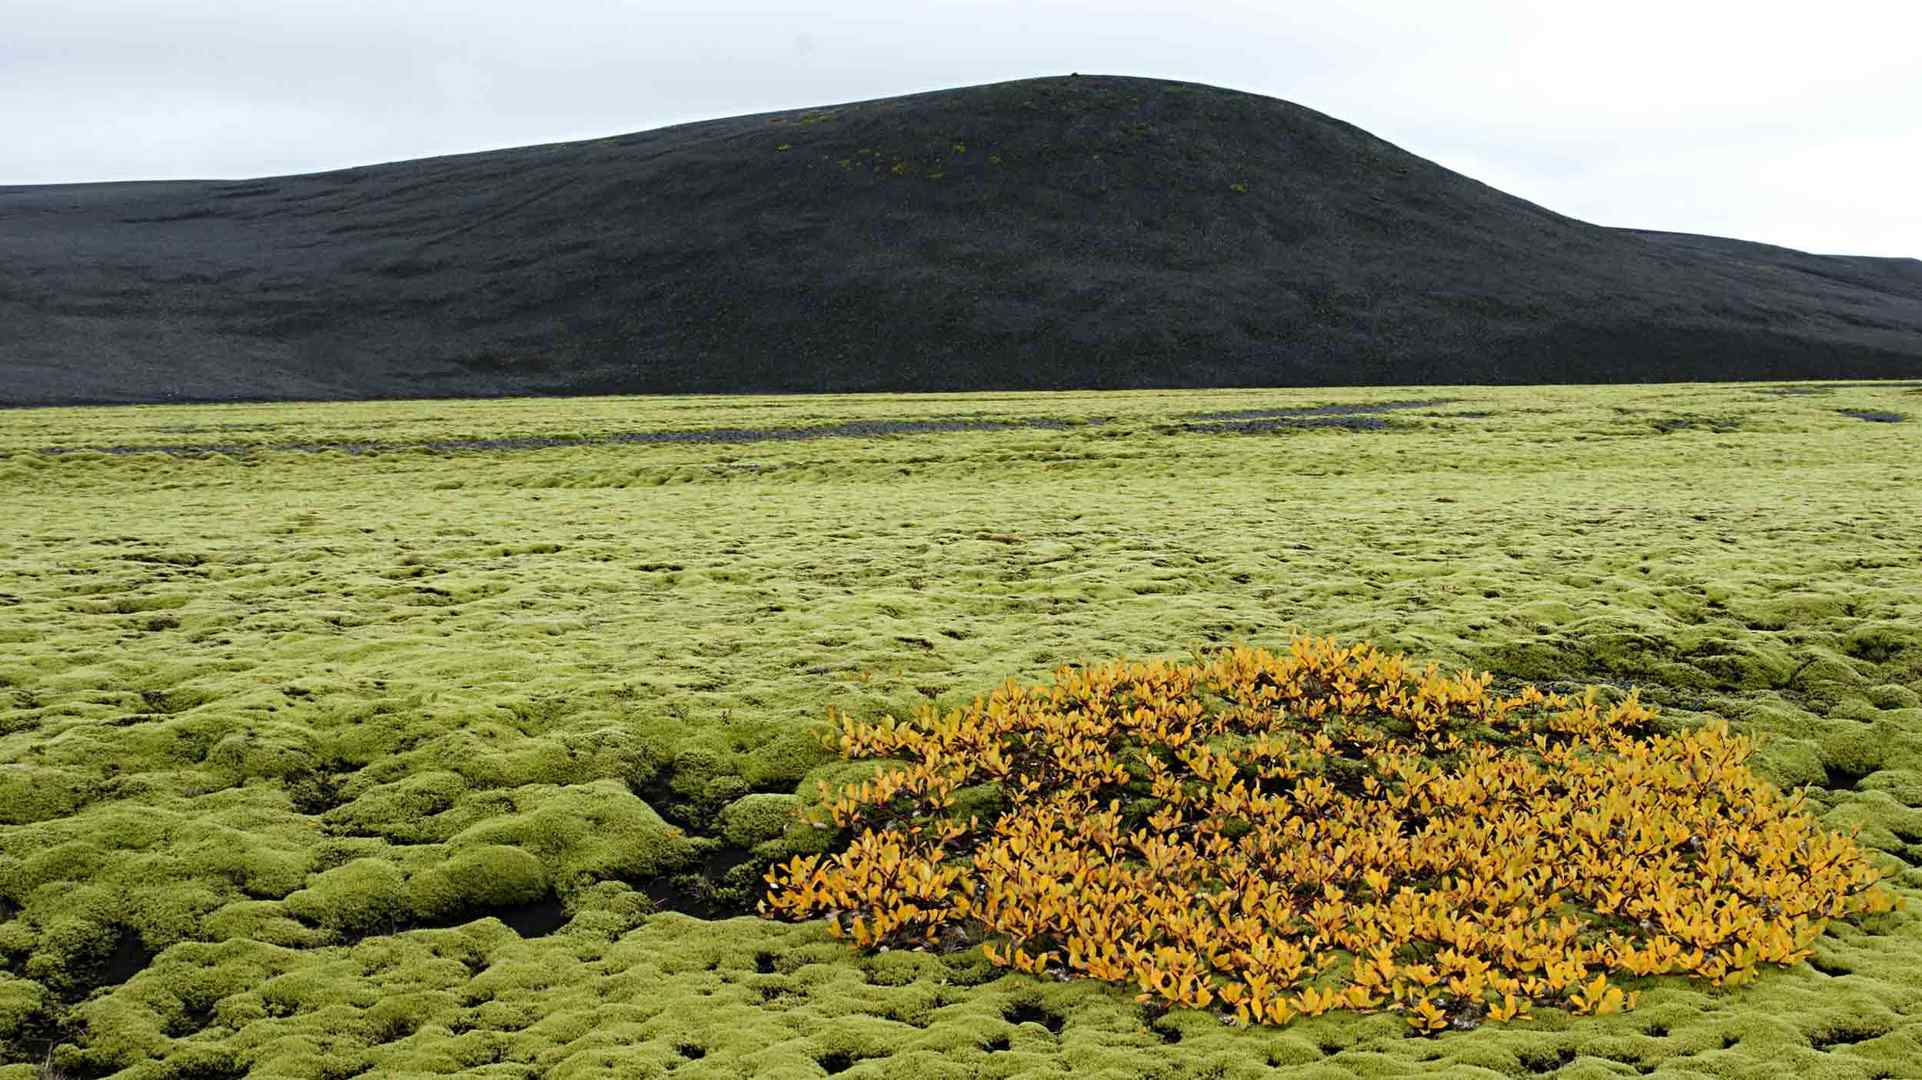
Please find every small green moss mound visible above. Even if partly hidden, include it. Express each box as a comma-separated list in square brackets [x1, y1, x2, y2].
[0, 766, 97, 825]
[1868, 683, 1921, 710]
[719, 793, 799, 848]
[21, 914, 127, 996]
[282, 858, 410, 936]
[409, 844, 549, 919]
[0, 974, 48, 1045]
[449, 779, 697, 893]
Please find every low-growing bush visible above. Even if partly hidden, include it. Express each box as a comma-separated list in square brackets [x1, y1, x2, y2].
[762, 637, 1896, 1031]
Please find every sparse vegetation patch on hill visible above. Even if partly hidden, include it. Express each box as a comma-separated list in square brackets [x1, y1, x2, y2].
[6, 74, 1922, 406]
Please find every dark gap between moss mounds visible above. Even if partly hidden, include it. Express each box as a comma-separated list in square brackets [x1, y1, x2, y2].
[1649, 415, 1743, 434]
[626, 772, 708, 835]
[286, 759, 363, 816]
[818, 1050, 864, 1074]
[0, 930, 161, 1067]
[1520, 1045, 1580, 1074]
[34, 417, 1088, 457]
[1807, 955, 1853, 977]
[41, 928, 158, 1006]
[637, 847, 762, 919]
[1838, 409, 1908, 423]
[309, 892, 574, 945]
[407, 895, 572, 939]
[621, 771, 786, 917]
[1003, 1000, 1067, 1035]
[163, 992, 220, 1039]
[97, 1054, 247, 1080]
[97, 932, 155, 990]
[1810, 1020, 1891, 1051]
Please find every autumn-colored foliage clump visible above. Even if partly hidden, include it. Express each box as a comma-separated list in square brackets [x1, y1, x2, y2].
[761, 637, 1896, 1031]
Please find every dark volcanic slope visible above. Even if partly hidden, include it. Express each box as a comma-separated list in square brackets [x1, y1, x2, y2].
[4, 75, 1921, 405]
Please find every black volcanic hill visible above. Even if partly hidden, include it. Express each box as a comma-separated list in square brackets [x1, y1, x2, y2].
[4, 74, 1921, 405]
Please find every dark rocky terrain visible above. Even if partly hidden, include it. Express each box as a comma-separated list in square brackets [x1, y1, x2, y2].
[3, 74, 1919, 405]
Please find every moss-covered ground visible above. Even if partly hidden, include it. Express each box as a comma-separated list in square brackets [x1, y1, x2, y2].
[1, 382, 1919, 1079]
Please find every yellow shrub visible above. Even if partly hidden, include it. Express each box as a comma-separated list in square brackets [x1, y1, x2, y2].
[761, 637, 1895, 1031]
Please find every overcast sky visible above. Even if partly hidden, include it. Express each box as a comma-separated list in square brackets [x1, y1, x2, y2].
[8, 0, 1920, 257]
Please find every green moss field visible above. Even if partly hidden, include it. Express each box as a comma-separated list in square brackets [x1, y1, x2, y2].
[2, 381, 1921, 1079]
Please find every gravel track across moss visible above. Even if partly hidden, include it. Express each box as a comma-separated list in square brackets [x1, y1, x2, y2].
[1, 383, 1919, 1078]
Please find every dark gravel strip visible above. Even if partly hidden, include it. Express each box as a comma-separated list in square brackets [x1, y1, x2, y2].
[1179, 415, 1392, 434]
[36, 417, 1082, 457]
[1185, 398, 1453, 421]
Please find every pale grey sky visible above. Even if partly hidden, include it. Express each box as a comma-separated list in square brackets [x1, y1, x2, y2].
[7, 0, 1920, 256]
